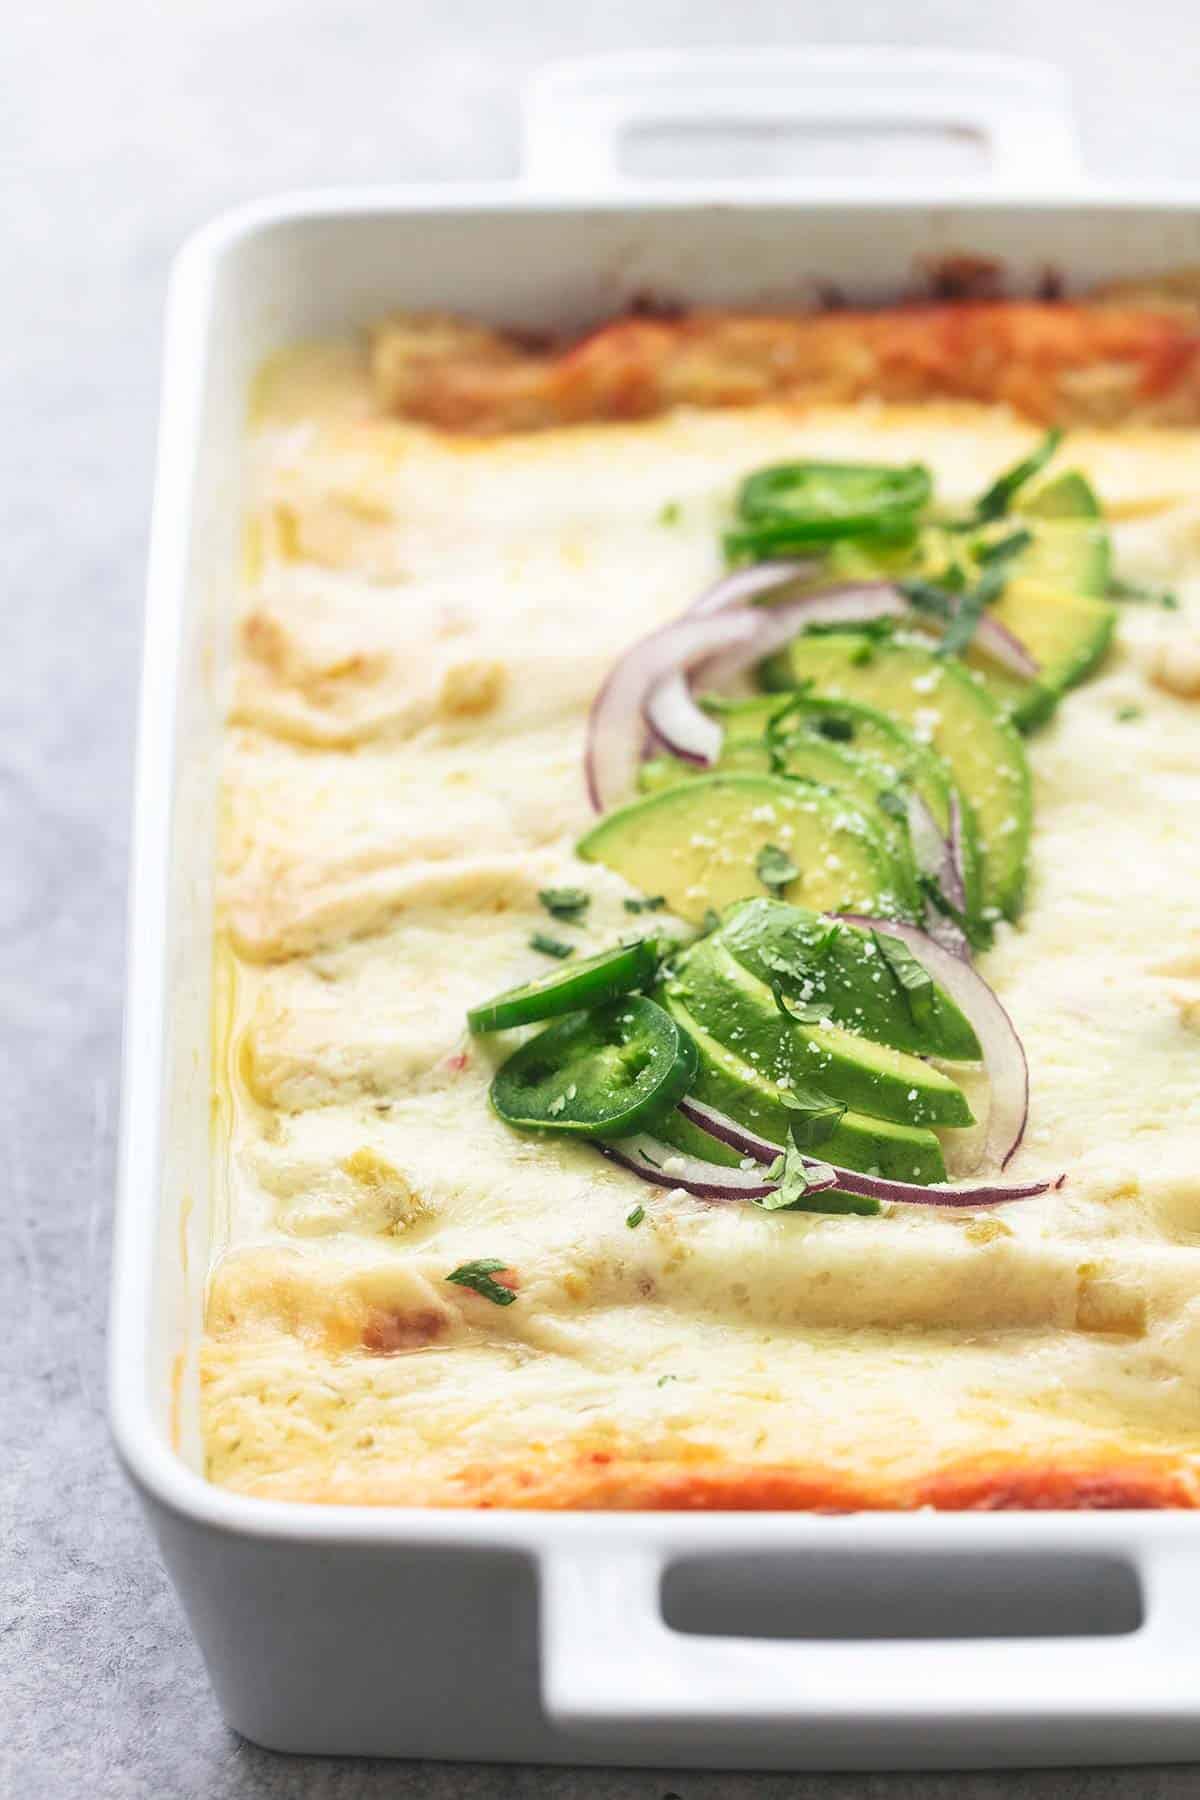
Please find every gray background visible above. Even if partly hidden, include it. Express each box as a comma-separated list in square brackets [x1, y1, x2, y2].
[5, 1, 1200, 1794]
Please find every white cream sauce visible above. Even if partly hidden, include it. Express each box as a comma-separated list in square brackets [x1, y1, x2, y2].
[203, 345, 1200, 1500]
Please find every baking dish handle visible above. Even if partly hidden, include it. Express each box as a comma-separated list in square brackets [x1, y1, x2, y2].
[540, 1541, 1191, 1745]
[522, 48, 1083, 191]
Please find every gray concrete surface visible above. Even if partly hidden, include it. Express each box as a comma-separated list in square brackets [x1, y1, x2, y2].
[6, 1, 1200, 1793]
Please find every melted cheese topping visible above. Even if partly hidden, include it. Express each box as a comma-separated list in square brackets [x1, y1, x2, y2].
[203, 343, 1200, 1506]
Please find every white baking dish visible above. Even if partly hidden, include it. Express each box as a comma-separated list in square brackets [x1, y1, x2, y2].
[111, 48, 1200, 1768]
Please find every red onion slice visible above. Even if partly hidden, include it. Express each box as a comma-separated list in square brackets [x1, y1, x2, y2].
[682, 558, 818, 618]
[586, 610, 761, 811]
[677, 1096, 781, 1164]
[920, 906, 972, 963]
[837, 913, 1029, 1171]
[948, 792, 969, 909]
[597, 1133, 819, 1201]
[592, 572, 1041, 810]
[644, 668, 724, 765]
[700, 584, 1041, 694]
[972, 613, 1040, 680]
[906, 789, 972, 959]
[680, 557, 1039, 682]
[816, 1165, 1055, 1207]
[677, 1096, 1055, 1208]
[905, 595, 1040, 678]
[697, 585, 909, 691]
[906, 790, 964, 914]
[643, 560, 816, 766]
[914, 792, 973, 959]
[645, 584, 911, 773]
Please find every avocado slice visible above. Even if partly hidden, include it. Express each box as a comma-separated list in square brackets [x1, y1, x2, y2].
[1018, 470, 1111, 597]
[968, 577, 1117, 730]
[660, 986, 806, 1145]
[716, 897, 980, 1061]
[822, 469, 1110, 601]
[761, 632, 1031, 921]
[1024, 470, 1102, 521]
[962, 472, 1111, 726]
[959, 471, 1113, 727]
[577, 772, 914, 927]
[670, 939, 973, 1128]
[703, 691, 984, 926]
[658, 990, 949, 1183]
[637, 754, 693, 797]
[651, 1101, 745, 1168]
[768, 469, 1113, 736]
[915, 471, 1110, 598]
[1014, 520, 1111, 600]
[726, 735, 922, 906]
[705, 693, 955, 831]
[637, 732, 924, 915]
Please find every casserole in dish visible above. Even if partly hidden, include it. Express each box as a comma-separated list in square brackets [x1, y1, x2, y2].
[212, 301, 1200, 1512]
[113, 49, 1200, 1765]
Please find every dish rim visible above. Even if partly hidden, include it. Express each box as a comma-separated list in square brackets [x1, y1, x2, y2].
[112, 181, 1200, 1550]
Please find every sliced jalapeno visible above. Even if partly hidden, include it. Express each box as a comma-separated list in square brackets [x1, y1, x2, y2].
[490, 996, 697, 1139]
[467, 938, 658, 1034]
[732, 460, 932, 548]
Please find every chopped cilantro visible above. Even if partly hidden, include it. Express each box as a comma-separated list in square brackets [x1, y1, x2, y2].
[657, 1373, 679, 1387]
[781, 1084, 847, 1150]
[771, 980, 832, 1027]
[764, 702, 798, 772]
[808, 616, 897, 642]
[755, 923, 840, 1003]
[872, 929, 935, 1031]
[658, 500, 682, 526]
[1116, 704, 1142, 722]
[769, 916, 841, 967]
[445, 1258, 517, 1306]
[756, 923, 842, 1019]
[904, 524, 1032, 660]
[876, 788, 908, 823]
[916, 873, 966, 928]
[765, 692, 832, 770]
[759, 1143, 880, 1216]
[937, 591, 987, 659]
[976, 526, 1033, 565]
[757, 1144, 815, 1210]
[623, 894, 666, 914]
[538, 886, 590, 922]
[966, 428, 1063, 525]
[626, 1204, 646, 1228]
[763, 692, 810, 733]
[703, 687, 812, 717]
[806, 917, 842, 957]
[899, 578, 955, 622]
[849, 639, 875, 666]
[937, 543, 1024, 659]
[530, 932, 574, 959]
[814, 714, 854, 742]
[1108, 577, 1179, 610]
[917, 873, 990, 953]
[756, 843, 799, 896]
